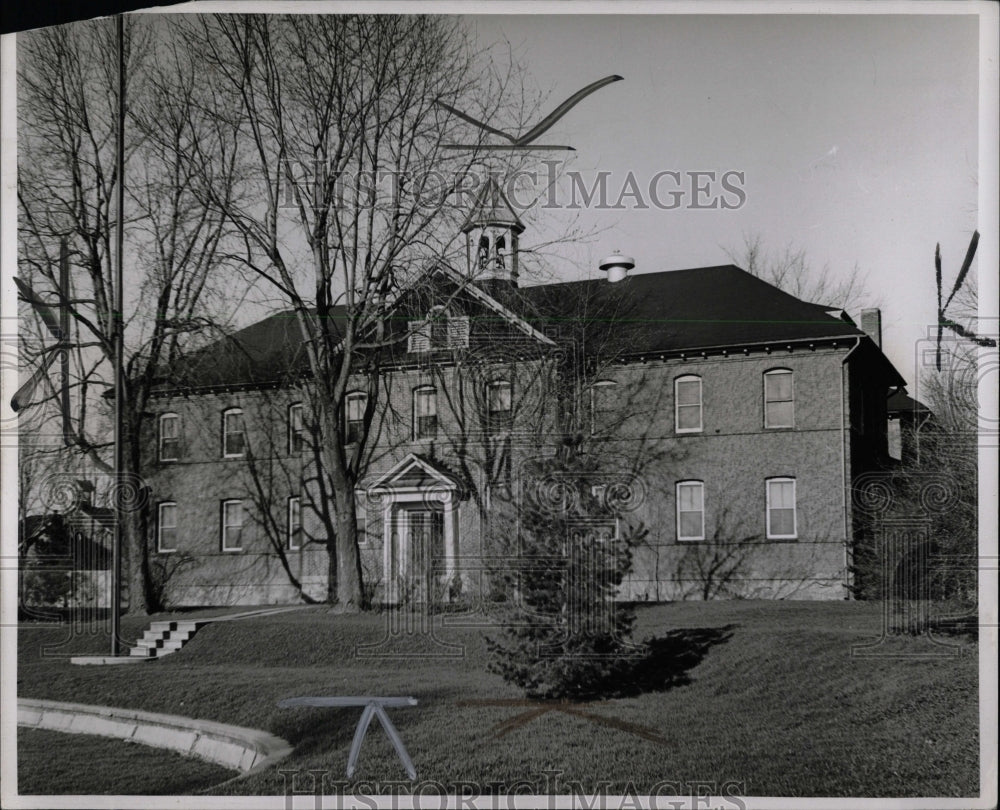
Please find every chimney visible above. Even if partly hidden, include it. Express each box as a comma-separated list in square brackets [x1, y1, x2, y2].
[599, 252, 635, 283]
[860, 308, 882, 348]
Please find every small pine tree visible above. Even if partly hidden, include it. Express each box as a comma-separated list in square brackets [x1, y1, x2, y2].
[485, 447, 647, 699]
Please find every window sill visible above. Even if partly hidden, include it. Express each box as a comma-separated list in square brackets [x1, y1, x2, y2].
[221, 547, 244, 553]
[674, 428, 703, 435]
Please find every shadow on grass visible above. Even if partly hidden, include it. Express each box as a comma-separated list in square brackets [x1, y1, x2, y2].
[621, 624, 737, 696]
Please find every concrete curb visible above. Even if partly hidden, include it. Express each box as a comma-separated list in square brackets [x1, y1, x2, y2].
[17, 698, 293, 774]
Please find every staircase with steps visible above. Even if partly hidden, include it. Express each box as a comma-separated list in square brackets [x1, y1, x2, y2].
[129, 620, 201, 659]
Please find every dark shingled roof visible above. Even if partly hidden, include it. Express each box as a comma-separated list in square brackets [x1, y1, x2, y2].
[159, 264, 890, 392]
[887, 389, 931, 417]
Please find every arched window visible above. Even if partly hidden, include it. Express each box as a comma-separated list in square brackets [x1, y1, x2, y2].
[590, 380, 618, 435]
[676, 481, 705, 541]
[345, 392, 367, 444]
[494, 234, 506, 270]
[159, 413, 180, 462]
[478, 234, 490, 269]
[413, 386, 438, 440]
[764, 369, 794, 428]
[766, 477, 797, 539]
[674, 375, 703, 433]
[222, 408, 245, 458]
[487, 380, 512, 433]
[288, 402, 304, 454]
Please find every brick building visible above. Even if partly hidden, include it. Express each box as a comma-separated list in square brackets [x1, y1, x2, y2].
[144, 189, 905, 605]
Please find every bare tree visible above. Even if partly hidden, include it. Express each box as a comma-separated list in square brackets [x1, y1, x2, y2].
[17, 17, 236, 613]
[178, 14, 550, 611]
[723, 232, 876, 315]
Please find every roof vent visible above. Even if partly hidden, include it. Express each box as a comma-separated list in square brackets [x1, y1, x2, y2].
[599, 252, 635, 283]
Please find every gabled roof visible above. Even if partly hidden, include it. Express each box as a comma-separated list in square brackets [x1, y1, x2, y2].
[887, 389, 932, 417]
[155, 263, 901, 393]
[459, 178, 525, 235]
[367, 453, 461, 492]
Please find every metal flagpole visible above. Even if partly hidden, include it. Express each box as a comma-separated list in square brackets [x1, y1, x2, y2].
[111, 13, 125, 656]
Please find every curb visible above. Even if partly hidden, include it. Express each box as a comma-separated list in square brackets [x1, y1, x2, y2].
[17, 698, 293, 774]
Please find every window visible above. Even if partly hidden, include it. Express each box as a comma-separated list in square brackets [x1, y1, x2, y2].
[407, 307, 469, 353]
[764, 369, 794, 429]
[676, 481, 705, 541]
[287, 496, 301, 551]
[675, 376, 703, 433]
[157, 502, 177, 552]
[766, 478, 797, 539]
[487, 380, 512, 433]
[288, 403, 304, 454]
[413, 387, 438, 440]
[221, 499, 244, 551]
[345, 393, 366, 444]
[159, 414, 180, 462]
[222, 408, 245, 457]
[590, 380, 617, 435]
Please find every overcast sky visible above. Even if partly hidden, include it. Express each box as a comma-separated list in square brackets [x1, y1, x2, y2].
[468, 12, 982, 388]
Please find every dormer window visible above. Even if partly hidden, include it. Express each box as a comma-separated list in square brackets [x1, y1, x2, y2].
[408, 306, 469, 353]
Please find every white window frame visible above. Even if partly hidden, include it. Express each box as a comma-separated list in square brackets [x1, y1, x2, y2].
[412, 386, 438, 441]
[288, 402, 304, 455]
[221, 499, 244, 552]
[222, 408, 245, 458]
[487, 379, 513, 433]
[764, 369, 795, 429]
[674, 375, 703, 434]
[590, 380, 618, 436]
[157, 502, 177, 553]
[676, 481, 705, 542]
[159, 413, 180, 462]
[345, 392, 367, 444]
[766, 477, 798, 540]
[287, 496, 301, 551]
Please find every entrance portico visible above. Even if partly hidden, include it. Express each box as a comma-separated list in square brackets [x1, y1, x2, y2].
[366, 454, 461, 604]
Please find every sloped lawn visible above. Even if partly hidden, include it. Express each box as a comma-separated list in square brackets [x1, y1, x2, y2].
[16, 601, 979, 797]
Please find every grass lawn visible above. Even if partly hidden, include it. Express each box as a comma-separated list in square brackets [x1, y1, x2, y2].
[16, 601, 979, 798]
[16, 729, 236, 795]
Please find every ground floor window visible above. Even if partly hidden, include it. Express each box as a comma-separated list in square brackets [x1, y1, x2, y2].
[157, 502, 177, 552]
[676, 480, 705, 541]
[222, 499, 244, 551]
[766, 478, 797, 539]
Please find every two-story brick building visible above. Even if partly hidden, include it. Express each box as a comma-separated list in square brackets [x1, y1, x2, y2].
[144, 187, 904, 606]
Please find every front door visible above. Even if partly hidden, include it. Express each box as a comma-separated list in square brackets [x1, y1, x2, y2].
[394, 508, 445, 603]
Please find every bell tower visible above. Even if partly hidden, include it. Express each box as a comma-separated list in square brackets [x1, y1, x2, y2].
[460, 178, 525, 287]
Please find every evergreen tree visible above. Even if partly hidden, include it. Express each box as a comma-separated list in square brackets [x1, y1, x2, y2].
[486, 445, 647, 699]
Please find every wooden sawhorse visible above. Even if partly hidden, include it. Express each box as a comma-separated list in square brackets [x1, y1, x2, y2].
[277, 696, 418, 780]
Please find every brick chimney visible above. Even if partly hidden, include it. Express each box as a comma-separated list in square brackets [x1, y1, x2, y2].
[860, 308, 882, 348]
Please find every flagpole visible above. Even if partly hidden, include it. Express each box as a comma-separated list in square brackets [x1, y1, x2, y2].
[111, 13, 125, 656]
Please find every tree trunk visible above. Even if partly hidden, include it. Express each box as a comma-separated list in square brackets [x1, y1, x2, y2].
[122, 430, 150, 616]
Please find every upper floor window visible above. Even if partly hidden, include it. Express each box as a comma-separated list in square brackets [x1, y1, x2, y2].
[487, 380, 512, 433]
[766, 477, 797, 539]
[288, 403, 304, 454]
[590, 380, 618, 435]
[413, 386, 438, 440]
[676, 481, 705, 541]
[675, 376, 703, 433]
[345, 392, 367, 444]
[221, 499, 244, 551]
[764, 369, 794, 429]
[287, 496, 301, 551]
[408, 306, 470, 353]
[222, 408, 245, 458]
[159, 413, 180, 462]
[157, 502, 177, 553]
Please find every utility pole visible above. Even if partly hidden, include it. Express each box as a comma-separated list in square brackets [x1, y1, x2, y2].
[111, 12, 125, 655]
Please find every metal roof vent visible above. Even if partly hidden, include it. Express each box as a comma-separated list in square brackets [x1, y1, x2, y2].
[599, 252, 635, 283]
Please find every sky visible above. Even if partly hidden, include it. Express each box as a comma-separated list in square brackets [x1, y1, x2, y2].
[461, 12, 983, 389]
